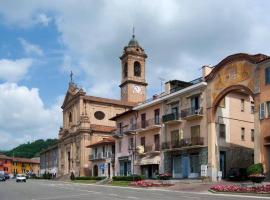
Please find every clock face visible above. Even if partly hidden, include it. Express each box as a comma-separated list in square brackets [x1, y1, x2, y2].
[133, 85, 142, 94]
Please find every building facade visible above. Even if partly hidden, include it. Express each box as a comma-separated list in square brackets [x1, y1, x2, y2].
[40, 144, 58, 178]
[0, 154, 12, 175]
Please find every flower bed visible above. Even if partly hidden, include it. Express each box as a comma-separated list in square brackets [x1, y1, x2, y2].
[129, 180, 174, 187]
[210, 184, 270, 194]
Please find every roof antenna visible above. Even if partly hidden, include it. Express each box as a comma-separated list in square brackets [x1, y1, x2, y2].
[132, 26, 135, 39]
[159, 77, 165, 93]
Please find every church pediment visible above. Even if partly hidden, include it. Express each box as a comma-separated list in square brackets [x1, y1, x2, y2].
[61, 83, 86, 109]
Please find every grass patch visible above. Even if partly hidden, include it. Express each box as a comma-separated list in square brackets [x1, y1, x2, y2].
[73, 180, 97, 184]
[110, 181, 132, 187]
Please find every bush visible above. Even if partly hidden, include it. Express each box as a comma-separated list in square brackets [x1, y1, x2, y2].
[247, 163, 264, 175]
[75, 176, 106, 180]
[70, 172, 75, 181]
[112, 175, 145, 181]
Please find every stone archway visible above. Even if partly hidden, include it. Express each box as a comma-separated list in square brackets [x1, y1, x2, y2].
[204, 53, 268, 181]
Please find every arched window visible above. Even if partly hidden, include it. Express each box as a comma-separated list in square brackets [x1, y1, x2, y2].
[134, 61, 141, 77]
[69, 112, 72, 123]
[123, 63, 128, 78]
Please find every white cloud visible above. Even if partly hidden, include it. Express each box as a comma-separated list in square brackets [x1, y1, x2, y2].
[0, 58, 32, 82]
[19, 38, 44, 56]
[0, 83, 62, 150]
[36, 13, 51, 26]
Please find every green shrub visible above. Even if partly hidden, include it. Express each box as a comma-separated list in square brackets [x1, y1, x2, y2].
[247, 163, 264, 175]
[75, 176, 106, 180]
[112, 175, 145, 181]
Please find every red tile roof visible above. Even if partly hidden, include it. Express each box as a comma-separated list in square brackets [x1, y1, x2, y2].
[86, 138, 115, 148]
[83, 95, 136, 107]
[90, 124, 116, 133]
[12, 157, 40, 164]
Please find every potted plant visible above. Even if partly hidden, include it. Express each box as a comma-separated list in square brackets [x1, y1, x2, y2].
[247, 163, 265, 183]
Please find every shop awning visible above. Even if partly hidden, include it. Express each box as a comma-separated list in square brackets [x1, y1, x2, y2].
[135, 155, 160, 165]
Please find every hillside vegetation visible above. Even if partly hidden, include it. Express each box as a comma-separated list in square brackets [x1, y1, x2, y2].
[4, 139, 58, 158]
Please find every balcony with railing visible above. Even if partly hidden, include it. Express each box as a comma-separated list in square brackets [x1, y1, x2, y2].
[136, 118, 162, 133]
[181, 107, 203, 120]
[123, 123, 136, 135]
[162, 112, 182, 124]
[89, 152, 115, 161]
[144, 144, 160, 153]
[162, 137, 204, 150]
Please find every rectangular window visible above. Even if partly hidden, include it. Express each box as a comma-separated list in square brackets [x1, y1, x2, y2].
[154, 109, 160, 125]
[191, 125, 200, 145]
[102, 146, 105, 157]
[251, 101, 255, 114]
[251, 129, 255, 142]
[140, 137, 145, 148]
[191, 96, 200, 112]
[241, 99, 245, 112]
[267, 101, 270, 118]
[118, 122, 123, 134]
[241, 128, 245, 141]
[154, 134, 160, 151]
[265, 67, 270, 85]
[260, 103, 265, 119]
[219, 124, 226, 139]
[129, 137, 134, 150]
[171, 130, 180, 148]
[118, 141, 122, 153]
[141, 113, 146, 128]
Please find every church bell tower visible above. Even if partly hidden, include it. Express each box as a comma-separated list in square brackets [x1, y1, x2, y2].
[119, 32, 148, 103]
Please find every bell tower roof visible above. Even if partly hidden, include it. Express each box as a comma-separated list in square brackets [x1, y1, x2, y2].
[128, 34, 140, 47]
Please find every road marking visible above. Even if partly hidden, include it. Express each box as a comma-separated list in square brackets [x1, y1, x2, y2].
[31, 193, 91, 200]
[109, 193, 119, 196]
[127, 196, 139, 199]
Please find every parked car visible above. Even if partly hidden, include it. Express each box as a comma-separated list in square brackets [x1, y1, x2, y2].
[16, 174, 26, 183]
[0, 174, 6, 181]
[4, 173, 10, 180]
[227, 168, 247, 181]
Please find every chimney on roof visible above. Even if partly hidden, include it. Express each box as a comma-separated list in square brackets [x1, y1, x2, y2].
[202, 65, 212, 80]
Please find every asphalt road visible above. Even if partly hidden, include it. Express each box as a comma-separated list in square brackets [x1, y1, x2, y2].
[0, 179, 269, 200]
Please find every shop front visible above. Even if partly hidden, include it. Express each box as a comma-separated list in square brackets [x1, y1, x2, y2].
[136, 155, 160, 179]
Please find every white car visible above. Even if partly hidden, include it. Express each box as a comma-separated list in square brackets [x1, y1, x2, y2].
[16, 174, 26, 182]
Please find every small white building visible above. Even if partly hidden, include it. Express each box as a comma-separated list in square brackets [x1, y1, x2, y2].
[86, 138, 115, 178]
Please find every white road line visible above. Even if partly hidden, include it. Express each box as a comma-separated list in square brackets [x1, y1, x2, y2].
[31, 193, 91, 200]
[127, 196, 139, 199]
[109, 193, 119, 196]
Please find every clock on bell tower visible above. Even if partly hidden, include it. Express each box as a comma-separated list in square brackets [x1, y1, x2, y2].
[119, 33, 148, 104]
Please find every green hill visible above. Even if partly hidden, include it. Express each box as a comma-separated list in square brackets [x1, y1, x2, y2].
[5, 139, 58, 158]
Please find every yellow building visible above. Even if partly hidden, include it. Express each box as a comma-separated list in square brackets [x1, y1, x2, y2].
[12, 157, 40, 176]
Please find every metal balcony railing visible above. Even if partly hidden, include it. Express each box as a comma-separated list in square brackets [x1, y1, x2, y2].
[89, 152, 115, 160]
[137, 118, 161, 130]
[162, 112, 181, 123]
[144, 144, 160, 152]
[171, 137, 204, 148]
[181, 107, 203, 118]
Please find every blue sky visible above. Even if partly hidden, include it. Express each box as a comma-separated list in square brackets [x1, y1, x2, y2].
[0, 0, 270, 150]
